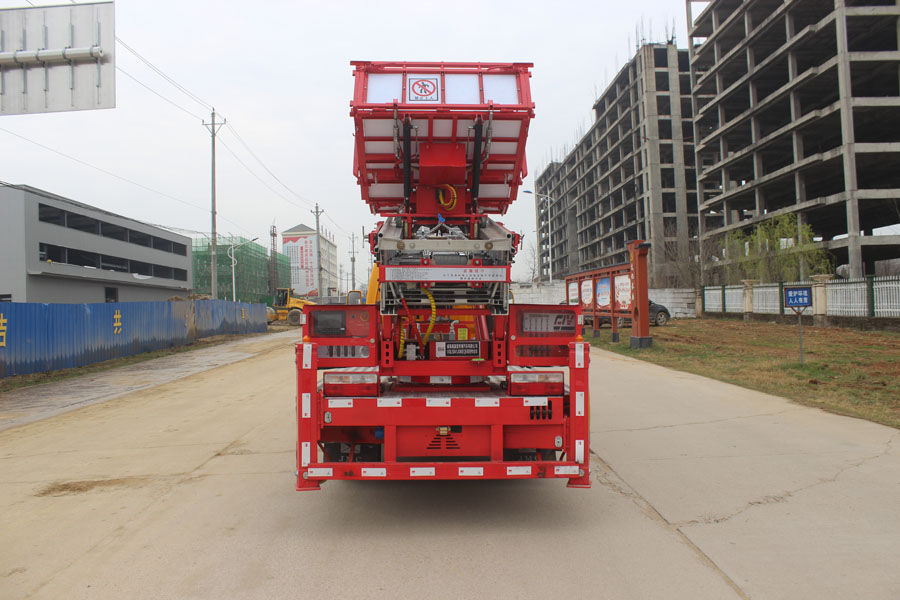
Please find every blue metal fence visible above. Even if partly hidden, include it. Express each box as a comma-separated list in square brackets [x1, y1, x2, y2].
[0, 300, 266, 378]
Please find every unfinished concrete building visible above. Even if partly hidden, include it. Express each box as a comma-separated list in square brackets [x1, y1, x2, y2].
[687, 0, 900, 280]
[535, 43, 699, 286]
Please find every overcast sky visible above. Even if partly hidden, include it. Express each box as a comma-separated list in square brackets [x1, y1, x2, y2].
[0, 0, 693, 284]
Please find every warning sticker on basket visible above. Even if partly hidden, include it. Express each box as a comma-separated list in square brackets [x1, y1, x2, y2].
[408, 76, 440, 102]
[434, 341, 482, 358]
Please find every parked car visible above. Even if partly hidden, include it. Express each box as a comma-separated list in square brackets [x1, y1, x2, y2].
[593, 300, 671, 327]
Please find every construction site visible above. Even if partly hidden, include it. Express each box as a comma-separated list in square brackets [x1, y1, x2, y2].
[191, 236, 290, 304]
[688, 0, 900, 280]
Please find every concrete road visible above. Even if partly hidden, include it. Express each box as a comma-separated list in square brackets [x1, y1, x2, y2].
[1, 340, 898, 599]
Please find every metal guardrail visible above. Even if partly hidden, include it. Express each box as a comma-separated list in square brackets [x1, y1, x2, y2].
[0, 300, 266, 378]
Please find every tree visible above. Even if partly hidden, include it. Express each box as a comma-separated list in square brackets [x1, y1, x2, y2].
[713, 214, 832, 284]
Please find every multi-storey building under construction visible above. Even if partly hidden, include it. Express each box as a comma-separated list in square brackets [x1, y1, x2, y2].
[536, 43, 699, 287]
[687, 0, 900, 280]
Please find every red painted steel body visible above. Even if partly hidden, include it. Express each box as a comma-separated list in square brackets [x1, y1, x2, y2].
[295, 62, 590, 490]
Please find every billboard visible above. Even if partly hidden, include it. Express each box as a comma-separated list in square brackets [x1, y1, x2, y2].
[0, 2, 115, 116]
[283, 234, 318, 295]
[614, 275, 632, 311]
[580, 280, 593, 309]
[567, 281, 578, 305]
[596, 277, 610, 311]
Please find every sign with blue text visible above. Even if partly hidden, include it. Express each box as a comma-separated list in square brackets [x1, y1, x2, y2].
[784, 286, 812, 308]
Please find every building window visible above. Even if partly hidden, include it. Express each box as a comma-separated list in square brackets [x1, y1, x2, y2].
[657, 94, 671, 115]
[172, 242, 187, 256]
[130, 260, 153, 276]
[658, 120, 673, 139]
[101, 255, 130, 273]
[39, 243, 66, 263]
[152, 236, 173, 253]
[654, 47, 668, 68]
[67, 248, 100, 268]
[100, 221, 128, 241]
[655, 72, 670, 91]
[173, 268, 188, 281]
[660, 144, 674, 164]
[66, 213, 100, 234]
[105, 287, 119, 303]
[38, 203, 66, 226]
[129, 230, 152, 247]
[0, 294, 11, 302]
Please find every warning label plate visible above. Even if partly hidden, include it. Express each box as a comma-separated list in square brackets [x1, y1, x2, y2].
[407, 76, 440, 103]
[434, 341, 483, 358]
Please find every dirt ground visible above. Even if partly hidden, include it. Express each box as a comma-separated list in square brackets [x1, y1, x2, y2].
[591, 318, 900, 428]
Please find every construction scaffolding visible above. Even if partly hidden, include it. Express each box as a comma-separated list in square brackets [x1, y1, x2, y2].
[192, 236, 291, 304]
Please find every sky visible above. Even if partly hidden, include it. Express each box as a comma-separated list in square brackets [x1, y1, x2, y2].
[0, 0, 694, 285]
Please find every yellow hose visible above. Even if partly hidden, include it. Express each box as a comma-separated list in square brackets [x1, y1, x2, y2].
[397, 317, 408, 359]
[421, 287, 437, 345]
[437, 185, 457, 211]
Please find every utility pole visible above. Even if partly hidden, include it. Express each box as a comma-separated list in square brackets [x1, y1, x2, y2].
[203, 108, 225, 298]
[349, 232, 357, 290]
[339, 263, 344, 296]
[311, 203, 324, 296]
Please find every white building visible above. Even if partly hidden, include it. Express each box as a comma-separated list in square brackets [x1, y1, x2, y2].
[282, 223, 338, 296]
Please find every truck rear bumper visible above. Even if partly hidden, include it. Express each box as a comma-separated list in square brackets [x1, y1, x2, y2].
[297, 460, 589, 490]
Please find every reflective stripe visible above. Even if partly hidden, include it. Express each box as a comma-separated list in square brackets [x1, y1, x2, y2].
[410, 467, 435, 477]
[575, 391, 585, 417]
[575, 439, 585, 464]
[301, 392, 311, 419]
[377, 398, 402, 407]
[426, 398, 451, 407]
[430, 375, 452, 384]
[506, 465, 531, 476]
[307, 467, 332, 477]
[328, 398, 353, 408]
[302, 343, 312, 369]
[301, 442, 310, 467]
[554, 465, 580, 476]
[361, 468, 386, 477]
[475, 398, 500, 407]
[523, 397, 548, 407]
[575, 343, 584, 369]
[458, 467, 483, 476]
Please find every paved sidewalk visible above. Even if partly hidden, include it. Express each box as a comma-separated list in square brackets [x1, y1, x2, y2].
[0, 330, 299, 431]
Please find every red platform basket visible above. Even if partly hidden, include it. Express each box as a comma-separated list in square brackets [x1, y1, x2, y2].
[350, 61, 534, 216]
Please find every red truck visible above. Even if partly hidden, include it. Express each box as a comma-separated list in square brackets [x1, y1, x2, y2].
[295, 61, 591, 490]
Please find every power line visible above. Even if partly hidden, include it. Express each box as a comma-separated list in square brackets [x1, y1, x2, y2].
[217, 137, 311, 212]
[0, 126, 251, 235]
[115, 37, 212, 111]
[116, 66, 202, 120]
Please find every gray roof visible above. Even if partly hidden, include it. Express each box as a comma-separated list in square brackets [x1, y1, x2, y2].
[283, 223, 315, 234]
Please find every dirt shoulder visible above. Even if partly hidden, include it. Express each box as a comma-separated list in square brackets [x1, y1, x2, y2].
[588, 318, 900, 429]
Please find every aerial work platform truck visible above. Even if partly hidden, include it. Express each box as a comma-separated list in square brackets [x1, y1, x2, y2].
[295, 61, 591, 490]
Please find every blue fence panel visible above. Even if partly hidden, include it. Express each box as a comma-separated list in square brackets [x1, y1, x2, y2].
[0, 300, 267, 378]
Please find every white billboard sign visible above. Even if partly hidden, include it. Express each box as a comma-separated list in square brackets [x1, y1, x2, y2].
[0, 2, 115, 116]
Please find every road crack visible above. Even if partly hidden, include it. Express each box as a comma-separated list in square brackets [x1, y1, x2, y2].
[675, 432, 899, 527]
[590, 449, 750, 600]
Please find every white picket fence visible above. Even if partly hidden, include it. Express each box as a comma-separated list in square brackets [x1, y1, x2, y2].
[704, 276, 900, 319]
[826, 278, 868, 317]
[753, 283, 781, 314]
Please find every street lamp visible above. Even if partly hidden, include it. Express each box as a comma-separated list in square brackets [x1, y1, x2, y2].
[227, 236, 259, 302]
[523, 190, 554, 282]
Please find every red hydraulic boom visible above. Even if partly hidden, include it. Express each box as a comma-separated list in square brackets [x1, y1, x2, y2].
[295, 61, 591, 490]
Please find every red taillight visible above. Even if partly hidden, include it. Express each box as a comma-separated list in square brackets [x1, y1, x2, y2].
[323, 372, 378, 397]
[508, 371, 565, 396]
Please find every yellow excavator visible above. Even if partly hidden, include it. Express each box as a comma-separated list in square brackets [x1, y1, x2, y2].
[267, 288, 316, 326]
